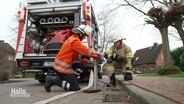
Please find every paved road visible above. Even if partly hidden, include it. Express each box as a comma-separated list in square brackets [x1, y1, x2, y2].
[50, 76, 132, 104]
[0, 78, 87, 104]
[0, 77, 132, 104]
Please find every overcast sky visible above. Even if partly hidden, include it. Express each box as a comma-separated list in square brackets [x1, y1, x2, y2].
[0, 0, 182, 53]
[0, 0, 21, 48]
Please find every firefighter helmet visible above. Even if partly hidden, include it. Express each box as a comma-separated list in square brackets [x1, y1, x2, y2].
[72, 25, 92, 36]
[112, 35, 125, 43]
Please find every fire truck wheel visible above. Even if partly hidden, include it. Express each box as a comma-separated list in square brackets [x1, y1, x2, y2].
[38, 79, 45, 84]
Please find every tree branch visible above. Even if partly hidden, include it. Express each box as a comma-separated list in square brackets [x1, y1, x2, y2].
[108, 4, 127, 13]
[154, 0, 169, 6]
[123, 0, 148, 16]
[150, 0, 155, 8]
[168, 33, 181, 40]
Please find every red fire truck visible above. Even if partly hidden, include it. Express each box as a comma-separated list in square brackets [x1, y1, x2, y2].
[15, 0, 102, 83]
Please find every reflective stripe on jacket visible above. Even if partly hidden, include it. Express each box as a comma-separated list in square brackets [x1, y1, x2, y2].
[53, 59, 74, 74]
[53, 34, 98, 74]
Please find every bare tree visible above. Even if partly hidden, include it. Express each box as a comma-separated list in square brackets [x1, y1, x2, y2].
[169, 28, 182, 41]
[146, 0, 184, 65]
[114, 0, 178, 66]
[123, 0, 184, 45]
[96, 5, 118, 53]
[168, 1, 184, 46]
[8, 14, 18, 49]
[146, 7, 173, 66]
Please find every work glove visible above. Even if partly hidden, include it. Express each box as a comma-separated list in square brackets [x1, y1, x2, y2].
[72, 61, 84, 75]
[126, 66, 132, 71]
[81, 55, 90, 60]
[93, 53, 102, 61]
[104, 53, 112, 59]
[106, 58, 113, 63]
[75, 68, 83, 75]
[114, 54, 124, 62]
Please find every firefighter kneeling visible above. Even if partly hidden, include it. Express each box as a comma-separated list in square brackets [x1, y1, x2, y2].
[103, 35, 133, 87]
[44, 25, 101, 92]
[45, 61, 85, 92]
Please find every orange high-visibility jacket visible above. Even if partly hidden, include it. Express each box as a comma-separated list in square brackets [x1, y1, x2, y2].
[53, 34, 99, 74]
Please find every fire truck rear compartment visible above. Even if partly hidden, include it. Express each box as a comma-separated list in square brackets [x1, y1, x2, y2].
[26, 12, 80, 54]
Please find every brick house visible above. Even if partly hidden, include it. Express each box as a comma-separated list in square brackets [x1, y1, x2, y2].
[0, 40, 16, 78]
[132, 43, 164, 73]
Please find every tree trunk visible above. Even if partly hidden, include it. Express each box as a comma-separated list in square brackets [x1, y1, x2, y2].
[173, 20, 184, 46]
[159, 28, 173, 66]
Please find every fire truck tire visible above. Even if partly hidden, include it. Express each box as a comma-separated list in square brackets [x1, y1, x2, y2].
[38, 79, 45, 84]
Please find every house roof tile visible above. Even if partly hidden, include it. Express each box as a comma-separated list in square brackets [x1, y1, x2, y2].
[0, 40, 15, 54]
[132, 44, 162, 66]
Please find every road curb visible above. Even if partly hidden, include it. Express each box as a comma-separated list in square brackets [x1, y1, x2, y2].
[116, 76, 178, 104]
[116, 79, 150, 104]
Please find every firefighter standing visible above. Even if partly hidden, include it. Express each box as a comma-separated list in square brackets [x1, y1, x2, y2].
[44, 25, 101, 92]
[103, 35, 133, 86]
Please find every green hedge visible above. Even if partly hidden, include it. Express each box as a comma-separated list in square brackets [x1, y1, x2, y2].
[0, 70, 9, 81]
[171, 47, 184, 71]
[157, 66, 182, 75]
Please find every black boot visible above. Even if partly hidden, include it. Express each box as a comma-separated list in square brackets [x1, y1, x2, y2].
[44, 75, 55, 92]
[107, 73, 116, 87]
[110, 73, 116, 87]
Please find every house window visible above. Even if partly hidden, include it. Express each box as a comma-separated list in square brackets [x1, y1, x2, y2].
[150, 65, 155, 70]
[161, 53, 164, 59]
[136, 57, 139, 61]
[8, 54, 14, 61]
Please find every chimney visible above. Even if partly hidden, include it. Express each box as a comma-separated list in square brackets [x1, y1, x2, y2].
[153, 42, 158, 47]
